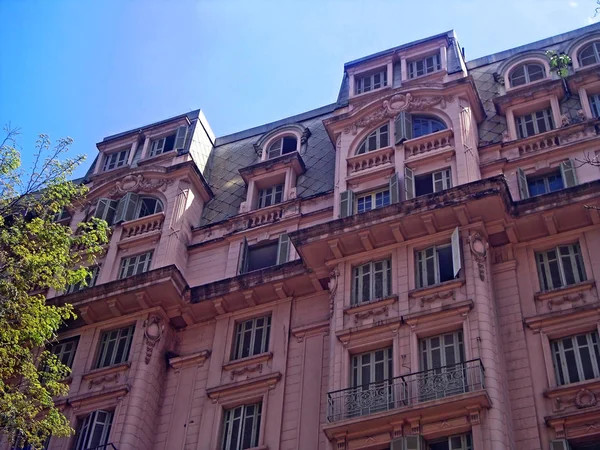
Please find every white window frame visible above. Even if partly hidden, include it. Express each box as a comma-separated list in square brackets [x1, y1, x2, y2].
[408, 53, 441, 79]
[118, 251, 153, 279]
[356, 124, 389, 155]
[429, 434, 473, 450]
[579, 41, 600, 67]
[536, 244, 587, 291]
[351, 347, 393, 386]
[355, 69, 388, 95]
[415, 243, 455, 288]
[50, 336, 79, 369]
[95, 325, 135, 369]
[515, 108, 554, 139]
[221, 402, 262, 450]
[66, 265, 100, 294]
[590, 93, 600, 118]
[509, 63, 546, 87]
[266, 135, 298, 159]
[352, 258, 392, 305]
[551, 331, 600, 385]
[420, 331, 464, 371]
[74, 410, 113, 450]
[135, 196, 164, 219]
[257, 184, 283, 209]
[232, 315, 271, 360]
[432, 168, 452, 192]
[355, 188, 391, 214]
[102, 149, 129, 172]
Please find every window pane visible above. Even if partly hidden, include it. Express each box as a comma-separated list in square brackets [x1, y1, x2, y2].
[438, 246, 454, 283]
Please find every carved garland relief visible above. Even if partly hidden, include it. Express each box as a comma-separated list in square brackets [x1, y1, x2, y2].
[108, 173, 174, 198]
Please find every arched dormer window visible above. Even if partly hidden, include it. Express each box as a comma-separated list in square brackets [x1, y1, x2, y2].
[136, 196, 163, 218]
[509, 63, 546, 87]
[356, 124, 389, 155]
[94, 193, 164, 226]
[267, 135, 298, 159]
[578, 41, 600, 67]
[412, 115, 447, 139]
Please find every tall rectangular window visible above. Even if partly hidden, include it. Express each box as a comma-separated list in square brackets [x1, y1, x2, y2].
[516, 108, 554, 138]
[536, 244, 586, 291]
[66, 266, 100, 294]
[102, 149, 129, 172]
[416, 244, 454, 288]
[232, 316, 271, 360]
[118, 251, 153, 279]
[552, 331, 600, 385]
[356, 189, 390, 214]
[408, 53, 441, 79]
[257, 184, 283, 209]
[49, 336, 79, 369]
[420, 331, 466, 401]
[74, 410, 113, 450]
[221, 403, 262, 450]
[351, 348, 393, 387]
[590, 93, 600, 118]
[355, 69, 388, 95]
[352, 258, 392, 305]
[95, 325, 134, 369]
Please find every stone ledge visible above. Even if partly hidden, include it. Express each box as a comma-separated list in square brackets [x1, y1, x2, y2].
[81, 361, 131, 383]
[222, 352, 273, 372]
[169, 350, 211, 371]
[534, 280, 595, 302]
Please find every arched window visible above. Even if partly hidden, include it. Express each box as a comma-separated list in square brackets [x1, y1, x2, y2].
[136, 196, 163, 218]
[412, 116, 447, 139]
[509, 63, 546, 87]
[267, 136, 297, 159]
[356, 124, 389, 155]
[578, 41, 600, 67]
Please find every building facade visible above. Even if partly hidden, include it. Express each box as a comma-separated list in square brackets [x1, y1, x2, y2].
[6, 22, 600, 450]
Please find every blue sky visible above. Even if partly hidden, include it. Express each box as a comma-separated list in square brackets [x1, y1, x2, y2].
[1, 0, 598, 179]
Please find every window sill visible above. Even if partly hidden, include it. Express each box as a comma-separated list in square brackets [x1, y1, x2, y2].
[344, 296, 397, 315]
[223, 352, 273, 372]
[545, 377, 600, 398]
[82, 362, 131, 384]
[534, 280, 595, 302]
[403, 69, 446, 84]
[408, 278, 464, 299]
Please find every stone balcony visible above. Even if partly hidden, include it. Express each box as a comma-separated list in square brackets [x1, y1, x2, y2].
[404, 128, 454, 160]
[118, 212, 165, 248]
[346, 146, 394, 178]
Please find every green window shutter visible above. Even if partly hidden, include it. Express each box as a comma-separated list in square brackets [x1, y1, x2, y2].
[404, 166, 415, 200]
[276, 233, 290, 265]
[389, 172, 400, 204]
[560, 159, 578, 188]
[238, 237, 249, 275]
[340, 190, 354, 218]
[114, 192, 140, 223]
[94, 198, 109, 220]
[517, 167, 530, 200]
[395, 111, 413, 144]
[451, 227, 462, 278]
[174, 125, 188, 151]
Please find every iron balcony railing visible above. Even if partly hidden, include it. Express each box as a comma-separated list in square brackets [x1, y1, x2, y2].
[327, 359, 485, 422]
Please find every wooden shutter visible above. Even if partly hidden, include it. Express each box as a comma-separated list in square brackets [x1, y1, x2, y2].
[404, 166, 415, 200]
[560, 159, 578, 188]
[340, 190, 354, 218]
[114, 192, 140, 223]
[94, 198, 110, 220]
[517, 167, 529, 200]
[395, 111, 413, 144]
[389, 172, 400, 204]
[238, 237, 249, 275]
[174, 125, 188, 151]
[451, 227, 462, 278]
[277, 233, 290, 265]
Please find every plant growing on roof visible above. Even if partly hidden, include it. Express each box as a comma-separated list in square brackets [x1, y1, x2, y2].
[545, 50, 572, 78]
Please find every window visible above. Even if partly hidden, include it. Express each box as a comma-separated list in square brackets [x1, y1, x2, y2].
[94, 198, 118, 225]
[149, 125, 188, 157]
[95, 325, 134, 369]
[509, 63, 546, 87]
[238, 235, 290, 274]
[232, 315, 271, 360]
[102, 149, 129, 172]
[355, 69, 388, 95]
[578, 41, 600, 67]
[267, 136, 297, 159]
[356, 189, 390, 214]
[66, 266, 100, 294]
[119, 251, 153, 279]
[428, 434, 473, 450]
[48, 336, 79, 369]
[536, 243, 586, 291]
[420, 331, 466, 400]
[74, 410, 113, 450]
[11, 434, 50, 450]
[221, 403, 262, 450]
[552, 331, 600, 385]
[408, 53, 441, 79]
[136, 197, 164, 218]
[405, 167, 452, 200]
[516, 108, 554, 139]
[352, 258, 392, 305]
[415, 229, 462, 288]
[356, 124, 389, 154]
[590, 93, 600, 118]
[52, 208, 71, 223]
[412, 116, 447, 138]
[352, 348, 392, 386]
[95, 193, 163, 225]
[257, 184, 283, 209]
[517, 160, 577, 200]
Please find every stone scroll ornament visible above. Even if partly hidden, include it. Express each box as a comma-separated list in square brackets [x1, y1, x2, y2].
[468, 232, 489, 281]
[144, 315, 165, 364]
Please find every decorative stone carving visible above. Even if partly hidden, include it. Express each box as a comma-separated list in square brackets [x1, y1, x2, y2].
[109, 174, 173, 197]
[144, 315, 165, 364]
[230, 363, 263, 380]
[547, 292, 585, 310]
[575, 388, 597, 408]
[576, 109, 586, 122]
[328, 268, 340, 319]
[419, 290, 455, 307]
[560, 114, 571, 127]
[354, 306, 389, 323]
[88, 372, 119, 389]
[468, 232, 489, 281]
[300, 127, 311, 145]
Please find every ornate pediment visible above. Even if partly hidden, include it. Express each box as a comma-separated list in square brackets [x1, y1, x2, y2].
[107, 173, 174, 197]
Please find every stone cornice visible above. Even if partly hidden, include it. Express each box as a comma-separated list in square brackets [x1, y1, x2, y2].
[168, 350, 211, 371]
[206, 372, 281, 402]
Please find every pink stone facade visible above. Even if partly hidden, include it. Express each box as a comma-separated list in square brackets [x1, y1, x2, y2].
[6, 23, 600, 450]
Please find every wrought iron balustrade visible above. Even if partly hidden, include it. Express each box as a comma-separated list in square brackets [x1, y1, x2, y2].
[327, 359, 485, 422]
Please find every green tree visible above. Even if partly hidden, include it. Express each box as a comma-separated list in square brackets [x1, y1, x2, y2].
[0, 127, 108, 447]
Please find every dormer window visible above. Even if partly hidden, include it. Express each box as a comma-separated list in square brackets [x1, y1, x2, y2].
[149, 125, 188, 157]
[516, 108, 554, 139]
[257, 184, 284, 208]
[356, 124, 389, 154]
[412, 116, 447, 138]
[590, 93, 600, 118]
[94, 193, 164, 225]
[267, 136, 297, 159]
[102, 148, 130, 172]
[408, 52, 441, 79]
[355, 69, 388, 95]
[509, 63, 546, 87]
[578, 41, 600, 67]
